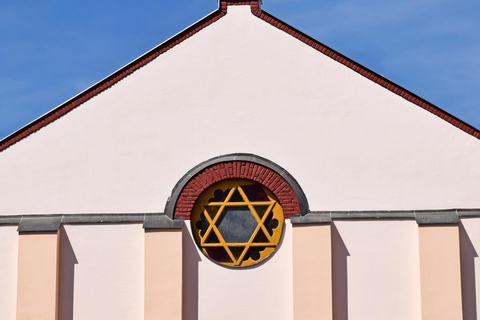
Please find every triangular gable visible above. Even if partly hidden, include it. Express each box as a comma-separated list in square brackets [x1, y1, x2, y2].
[1, 0, 478, 152]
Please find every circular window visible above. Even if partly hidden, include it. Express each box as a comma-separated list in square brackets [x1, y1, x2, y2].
[191, 179, 284, 267]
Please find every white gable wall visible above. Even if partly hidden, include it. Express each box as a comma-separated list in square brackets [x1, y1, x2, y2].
[0, 5, 478, 214]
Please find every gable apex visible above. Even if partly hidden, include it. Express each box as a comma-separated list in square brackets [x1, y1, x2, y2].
[218, 0, 261, 8]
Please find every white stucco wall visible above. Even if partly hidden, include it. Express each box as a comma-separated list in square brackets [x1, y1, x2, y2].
[58, 224, 144, 320]
[0, 5, 479, 215]
[333, 220, 421, 320]
[183, 222, 293, 320]
[0, 227, 18, 320]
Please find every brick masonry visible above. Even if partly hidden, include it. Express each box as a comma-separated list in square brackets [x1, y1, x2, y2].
[174, 161, 301, 219]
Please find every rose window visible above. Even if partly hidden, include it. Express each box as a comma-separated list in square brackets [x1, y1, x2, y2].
[191, 179, 284, 267]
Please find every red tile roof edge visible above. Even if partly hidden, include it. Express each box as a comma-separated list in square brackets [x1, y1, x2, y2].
[1, 1, 478, 152]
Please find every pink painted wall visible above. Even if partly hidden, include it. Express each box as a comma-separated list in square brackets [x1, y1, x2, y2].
[418, 225, 462, 319]
[183, 222, 294, 320]
[292, 224, 332, 320]
[460, 218, 480, 319]
[332, 220, 421, 319]
[16, 232, 59, 320]
[0, 227, 18, 320]
[58, 224, 144, 319]
[0, 6, 479, 215]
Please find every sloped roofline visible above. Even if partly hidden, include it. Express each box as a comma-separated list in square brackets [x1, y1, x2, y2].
[1, 0, 479, 152]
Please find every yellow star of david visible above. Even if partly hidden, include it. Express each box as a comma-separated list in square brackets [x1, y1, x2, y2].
[191, 180, 284, 267]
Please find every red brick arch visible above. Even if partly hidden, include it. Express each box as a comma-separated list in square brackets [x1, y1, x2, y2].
[174, 161, 301, 219]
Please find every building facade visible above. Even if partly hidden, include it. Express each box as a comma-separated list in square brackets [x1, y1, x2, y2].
[1, 1, 480, 319]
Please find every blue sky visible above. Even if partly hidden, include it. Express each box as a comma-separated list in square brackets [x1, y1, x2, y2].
[1, 0, 479, 140]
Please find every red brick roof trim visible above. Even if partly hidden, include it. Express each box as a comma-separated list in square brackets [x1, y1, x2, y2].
[1, 0, 478, 152]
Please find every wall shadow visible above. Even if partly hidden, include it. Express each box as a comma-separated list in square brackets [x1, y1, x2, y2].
[182, 229, 201, 320]
[460, 221, 478, 320]
[331, 223, 350, 320]
[58, 226, 78, 320]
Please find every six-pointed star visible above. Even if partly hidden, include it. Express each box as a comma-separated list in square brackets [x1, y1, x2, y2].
[199, 183, 278, 266]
